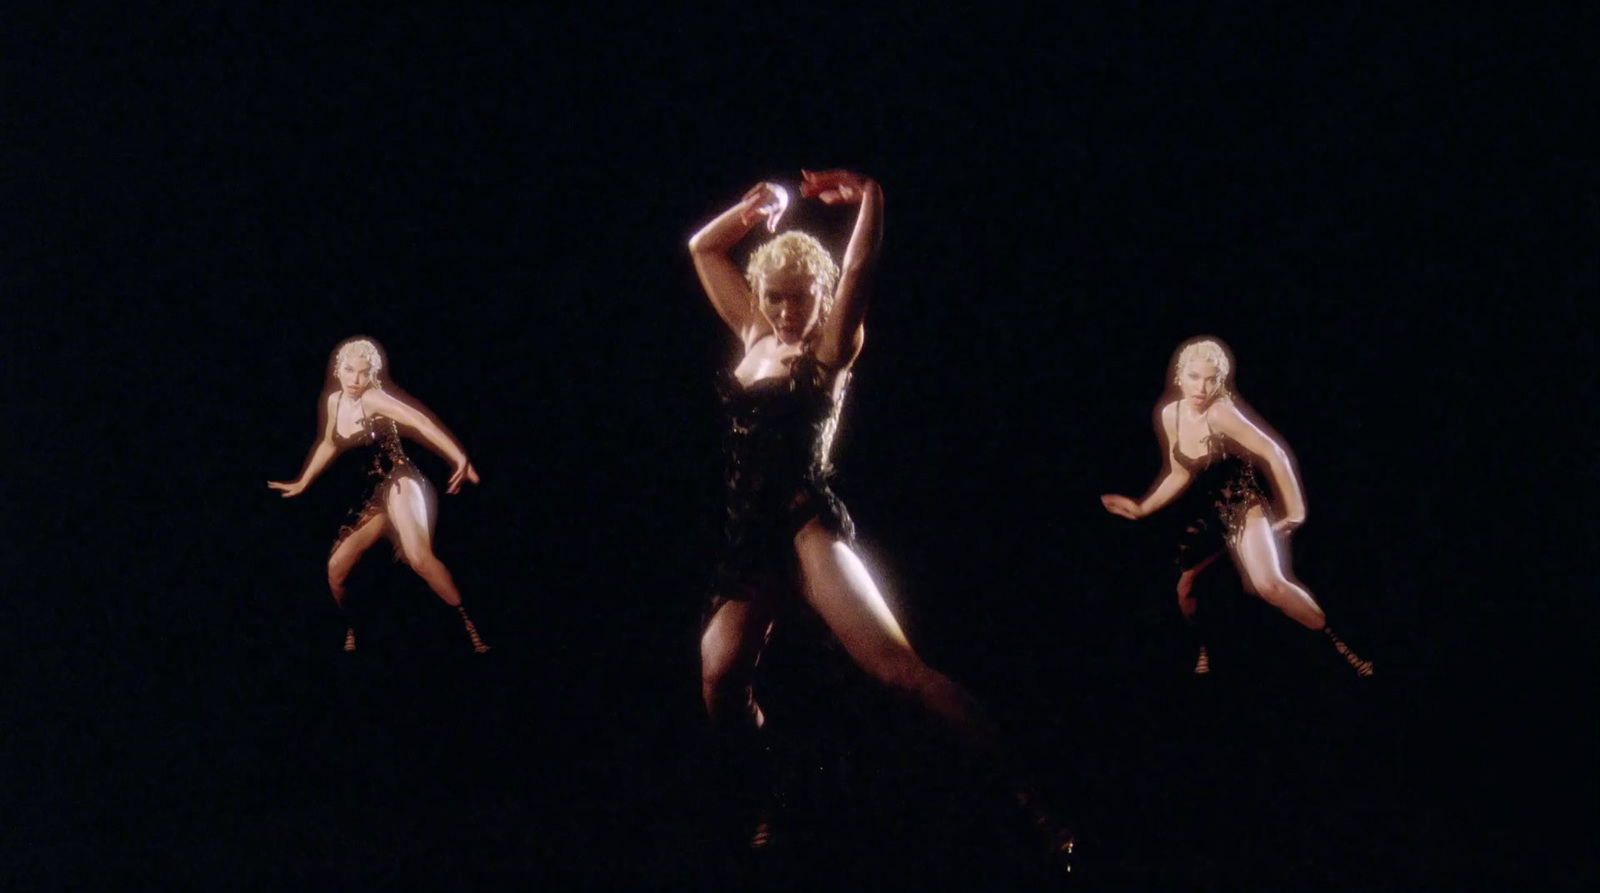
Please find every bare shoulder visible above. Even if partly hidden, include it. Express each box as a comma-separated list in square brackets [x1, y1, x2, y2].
[360, 388, 407, 416]
[1158, 399, 1179, 428]
[1206, 397, 1250, 430]
[1209, 396, 1243, 418]
[1208, 398, 1283, 451]
[318, 391, 341, 439]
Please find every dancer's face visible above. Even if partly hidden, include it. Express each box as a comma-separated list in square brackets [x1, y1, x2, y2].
[755, 269, 822, 345]
[1179, 359, 1222, 406]
[337, 357, 375, 397]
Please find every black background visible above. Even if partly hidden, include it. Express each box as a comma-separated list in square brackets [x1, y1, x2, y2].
[5, 4, 1594, 889]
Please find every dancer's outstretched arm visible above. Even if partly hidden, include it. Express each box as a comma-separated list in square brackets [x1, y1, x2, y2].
[802, 169, 882, 370]
[268, 392, 340, 498]
[1102, 402, 1192, 519]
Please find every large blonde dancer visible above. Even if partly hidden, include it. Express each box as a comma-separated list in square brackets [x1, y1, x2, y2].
[690, 171, 1073, 864]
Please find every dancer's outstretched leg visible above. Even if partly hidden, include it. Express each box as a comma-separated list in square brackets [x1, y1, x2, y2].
[1233, 508, 1373, 676]
[388, 478, 489, 653]
[793, 520, 1075, 860]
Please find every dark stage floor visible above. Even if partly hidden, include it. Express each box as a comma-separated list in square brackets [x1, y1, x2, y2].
[10, 556, 1486, 891]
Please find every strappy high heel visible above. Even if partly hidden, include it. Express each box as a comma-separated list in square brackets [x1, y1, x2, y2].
[1324, 626, 1373, 677]
[457, 605, 490, 653]
[343, 627, 357, 652]
[748, 807, 775, 850]
[1193, 643, 1210, 674]
[1015, 789, 1076, 870]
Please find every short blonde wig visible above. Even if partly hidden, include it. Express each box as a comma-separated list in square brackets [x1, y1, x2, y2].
[745, 230, 840, 318]
[333, 337, 385, 382]
[1172, 337, 1233, 388]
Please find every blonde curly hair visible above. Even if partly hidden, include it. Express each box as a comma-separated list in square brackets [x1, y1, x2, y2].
[1172, 337, 1233, 389]
[332, 337, 385, 384]
[745, 230, 840, 319]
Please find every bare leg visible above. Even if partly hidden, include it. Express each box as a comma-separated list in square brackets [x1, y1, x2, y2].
[1231, 507, 1326, 629]
[328, 513, 388, 650]
[329, 514, 388, 607]
[701, 597, 776, 728]
[1232, 507, 1372, 675]
[700, 594, 778, 846]
[387, 478, 488, 652]
[1177, 550, 1221, 624]
[793, 521, 985, 737]
[386, 478, 461, 606]
[1178, 551, 1221, 674]
[792, 520, 1073, 854]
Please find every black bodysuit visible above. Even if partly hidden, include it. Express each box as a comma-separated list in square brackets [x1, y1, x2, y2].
[329, 392, 432, 558]
[1172, 405, 1268, 571]
[711, 349, 855, 607]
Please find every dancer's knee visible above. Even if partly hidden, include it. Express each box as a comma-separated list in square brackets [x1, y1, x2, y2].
[701, 669, 759, 726]
[700, 643, 750, 716]
[405, 548, 438, 575]
[407, 551, 458, 599]
[701, 676, 750, 719]
[1263, 580, 1324, 629]
[866, 650, 936, 697]
[327, 557, 351, 592]
[868, 653, 981, 730]
[1301, 601, 1327, 630]
[1176, 579, 1198, 618]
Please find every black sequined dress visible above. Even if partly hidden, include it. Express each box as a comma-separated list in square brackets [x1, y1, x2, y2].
[329, 392, 433, 560]
[1172, 406, 1268, 571]
[711, 350, 855, 609]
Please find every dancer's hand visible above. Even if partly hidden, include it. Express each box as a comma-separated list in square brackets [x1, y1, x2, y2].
[799, 169, 872, 205]
[739, 182, 789, 231]
[268, 479, 306, 498]
[1100, 494, 1141, 519]
[1272, 516, 1303, 535]
[448, 460, 480, 494]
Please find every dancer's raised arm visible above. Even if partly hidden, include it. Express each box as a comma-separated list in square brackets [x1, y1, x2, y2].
[267, 392, 340, 498]
[689, 182, 789, 342]
[801, 169, 882, 370]
[1102, 402, 1192, 520]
